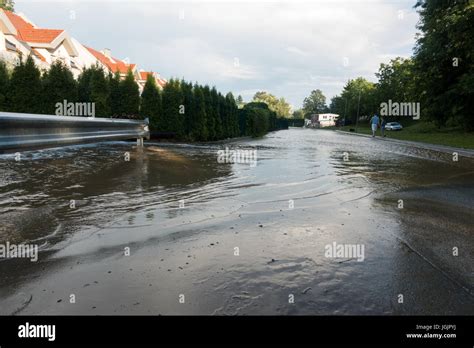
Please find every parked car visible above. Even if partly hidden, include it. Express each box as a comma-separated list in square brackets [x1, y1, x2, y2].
[385, 122, 403, 131]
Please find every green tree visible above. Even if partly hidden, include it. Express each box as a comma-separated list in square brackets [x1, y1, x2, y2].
[90, 67, 110, 117]
[77, 65, 110, 117]
[8, 55, 42, 113]
[0, 0, 14, 11]
[253, 91, 291, 118]
[140, 74, 161, 130]
[218, 93, 229, 138]
[242, 102, 271, 137]
[118, 70, 140, 118]
[0, 60, 10, 111]
[161, 78, 184, 135]
[373, 57, 417, 122]
[191, 84, 208, 141]
[203, 85, 216, 140]
[181, 80, 194, 138]
[211, 87, 223, 139]
[329, 95, 345, 118]
[302, 89, 327, 117]
[108, 72, 122, 117]
[41, 60, 78, 114]
[77, 66, 93, 103]
[226, 92, 239, 137]
[292, 109, 304, 119]
[414, 0, 474, 130]
[236, 95, 245, 108]
[339, 78, 376, 123]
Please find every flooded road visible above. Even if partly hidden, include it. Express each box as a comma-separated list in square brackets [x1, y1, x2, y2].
[0, 128, 473, 315]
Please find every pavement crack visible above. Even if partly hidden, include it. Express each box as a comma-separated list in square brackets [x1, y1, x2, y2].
[11, 294, 33, 315]
[396, 237, 473, 297]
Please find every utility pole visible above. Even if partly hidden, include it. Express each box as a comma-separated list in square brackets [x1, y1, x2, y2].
[343, 98, 348, 127]
[355, 90, 361, 133]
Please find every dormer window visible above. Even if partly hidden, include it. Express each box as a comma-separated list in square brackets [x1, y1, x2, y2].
[5, 39, 16, 51]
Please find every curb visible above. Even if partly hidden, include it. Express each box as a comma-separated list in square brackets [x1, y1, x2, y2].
[334, 130, 474, 159]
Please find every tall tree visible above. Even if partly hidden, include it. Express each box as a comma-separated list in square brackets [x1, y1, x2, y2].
[203, 85, 216, 140]
[0, 0, 14, 11]
[161, 79, 184, 135]
[226, 92, 239, 137]
[374, 57, 417, 113]
[329, 95, 345, 118]
[8, 55, 42, 113]
[0, 60, 10, 111]
[253, 91, 291, 118]
[292, 109, 304, 119]
[242, 102, 271, 137]
[77, 65, 111, 117]
[211, 87, 223, 139]
[414, 0, 474, 130]
[218, 93, 229, 138]
[89, 67, 110, 117]
[180, 80, 194, 137]
[41, 60, 78, 114]
[302, 89, 327, 117]
[236, 95, 245, 108]
[191, 84, 208, 141]
[140, 74, 161, 130]
[118, 70, 140, 118]
[339, 78, 376, 123]
[77, 66, 94, 103]
[107, 72, 122, 117]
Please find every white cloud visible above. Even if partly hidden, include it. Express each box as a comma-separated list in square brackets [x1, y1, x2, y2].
[16, 0, 419, 107]
[286, 46, 309, 57]
[143, 38, 260, 81]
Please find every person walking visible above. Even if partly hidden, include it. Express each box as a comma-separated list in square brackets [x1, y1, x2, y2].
[380, 117, 387, 137]
[369, 114, 379, 137]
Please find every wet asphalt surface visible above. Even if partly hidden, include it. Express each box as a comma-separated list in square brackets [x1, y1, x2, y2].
[0, 128, 473, 315]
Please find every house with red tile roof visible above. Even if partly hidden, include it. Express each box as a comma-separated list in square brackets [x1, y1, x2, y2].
[0, 9, 166, 89]
[0, 9, 79, 74]
[84, 46, 140, 81]
[138, 70, 167, 90]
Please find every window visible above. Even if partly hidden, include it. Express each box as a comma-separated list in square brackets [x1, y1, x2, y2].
[5, 39, 16, 51]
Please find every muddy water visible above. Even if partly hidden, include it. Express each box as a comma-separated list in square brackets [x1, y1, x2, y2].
[0, 128, 473, 315]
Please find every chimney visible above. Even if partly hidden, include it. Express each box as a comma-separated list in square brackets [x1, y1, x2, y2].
[103, 48, 111, 58]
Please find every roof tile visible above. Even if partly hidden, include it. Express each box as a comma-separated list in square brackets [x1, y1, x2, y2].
[4, 10, 63, 44]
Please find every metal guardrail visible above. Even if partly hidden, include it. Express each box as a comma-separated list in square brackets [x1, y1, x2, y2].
[0, 112, 149, 152]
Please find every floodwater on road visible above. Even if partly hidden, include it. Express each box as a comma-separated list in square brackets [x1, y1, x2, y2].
[0, 128, 473, 315]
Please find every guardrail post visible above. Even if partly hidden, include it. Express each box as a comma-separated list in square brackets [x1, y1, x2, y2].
[137, 137, 144, 147]
[144, 118, 150, 140]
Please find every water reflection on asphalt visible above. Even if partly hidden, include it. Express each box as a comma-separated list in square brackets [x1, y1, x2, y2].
[0, 128, 473, 314]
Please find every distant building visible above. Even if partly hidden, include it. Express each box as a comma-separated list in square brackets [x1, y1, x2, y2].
[310, 113, 339, 127]
[84, 46, 140, 80]
[138, 70, 167, 91]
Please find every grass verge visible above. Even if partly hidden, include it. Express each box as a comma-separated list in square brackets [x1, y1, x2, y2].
[325, 123, 474, 150]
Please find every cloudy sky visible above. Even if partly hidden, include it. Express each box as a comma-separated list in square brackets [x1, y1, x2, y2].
[16, 0, 420, 109]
